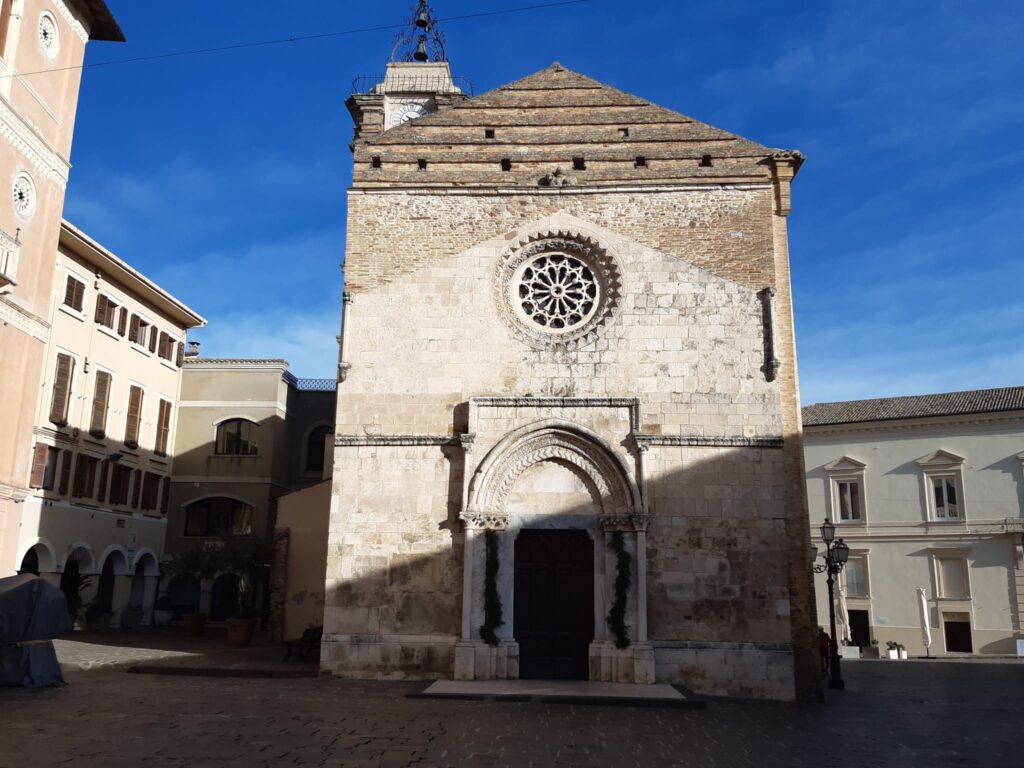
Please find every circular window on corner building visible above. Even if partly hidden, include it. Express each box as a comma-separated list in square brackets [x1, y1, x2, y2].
[38, 12, 60, 59]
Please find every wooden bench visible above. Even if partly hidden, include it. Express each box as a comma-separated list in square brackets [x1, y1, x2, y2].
[282, 625, 323, 662]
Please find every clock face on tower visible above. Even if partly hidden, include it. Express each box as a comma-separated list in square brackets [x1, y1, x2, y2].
[390, 103, 428, 128]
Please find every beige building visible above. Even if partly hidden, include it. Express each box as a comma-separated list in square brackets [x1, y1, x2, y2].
[0, 1, 122, 576]
[323, 33, 817, 700]
[804, 387, 1024, 656]
[17, 220, 204, 626]
[165, 358, 334, 622]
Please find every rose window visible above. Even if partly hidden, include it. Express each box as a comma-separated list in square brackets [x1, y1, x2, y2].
[517, 253, 599, 332]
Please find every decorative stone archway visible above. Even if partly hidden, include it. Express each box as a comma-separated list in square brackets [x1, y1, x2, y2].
[455, 420, 653, 683]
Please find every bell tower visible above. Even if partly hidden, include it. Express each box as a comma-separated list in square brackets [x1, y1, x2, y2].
[346, 1, 467, 147]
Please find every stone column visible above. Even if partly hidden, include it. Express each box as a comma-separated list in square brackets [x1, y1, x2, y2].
[142, 575, 159, 626]
[110, 575, 132, 628]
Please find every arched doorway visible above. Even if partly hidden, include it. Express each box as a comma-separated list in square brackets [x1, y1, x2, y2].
[210, 573, 239, 621]
[19, 547, 39, 575]
[59, 547, 93, 620]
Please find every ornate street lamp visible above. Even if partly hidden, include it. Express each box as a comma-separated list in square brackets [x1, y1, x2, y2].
[814, 518, 850, 690]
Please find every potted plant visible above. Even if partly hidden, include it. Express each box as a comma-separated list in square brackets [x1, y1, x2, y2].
[152, 595, 174, 627]
[885, 640, 902, 660]
[839, 639, 861, 660]
[898, 643, 909, 660]
[861, 638, 880, 659]
[221, 537, 274, 647]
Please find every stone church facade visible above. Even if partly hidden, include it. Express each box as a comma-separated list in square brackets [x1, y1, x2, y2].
[325, 54, 817, 700]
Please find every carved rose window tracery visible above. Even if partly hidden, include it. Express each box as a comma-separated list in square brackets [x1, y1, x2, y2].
[496, 230, 622, 349]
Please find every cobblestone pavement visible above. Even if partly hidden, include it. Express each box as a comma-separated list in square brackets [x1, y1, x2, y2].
[1, 660, 1020, 768]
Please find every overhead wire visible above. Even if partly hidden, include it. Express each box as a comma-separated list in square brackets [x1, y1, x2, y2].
[2, 0, 597, 80]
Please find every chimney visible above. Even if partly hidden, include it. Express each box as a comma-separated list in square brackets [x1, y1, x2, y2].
[185, 341, 201, 357]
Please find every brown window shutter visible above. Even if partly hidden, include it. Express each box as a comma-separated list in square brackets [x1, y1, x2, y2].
[72, 280, 84, 311]
[63, 277, 75, 307]
[155, 400, 171, 456]
[128, 314, 140, 343]
[58, 451, 72, 494]
[160, 476, 170, 515]
[125, 385, 143, 447]
[93, 294, 106, 323]
[90, 371, 111, 437]
[48, 353, 74, 426]
[29, 444, 48, 488]
[71, 454, 88, 497]
[176, 341, 184, 366]
[96, 460, 109, 503]
[131, 469, 142, 508]
[118, 307, 127, 336]
[149, 326, 158, 353]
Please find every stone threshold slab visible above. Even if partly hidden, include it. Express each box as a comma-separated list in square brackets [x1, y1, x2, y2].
[411, 679, 705, 709]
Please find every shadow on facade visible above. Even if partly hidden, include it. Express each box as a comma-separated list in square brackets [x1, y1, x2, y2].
[308, 442, 819, 699]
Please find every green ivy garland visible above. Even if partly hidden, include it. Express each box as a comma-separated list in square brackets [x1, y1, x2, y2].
[479, 528, 504, 646]
[606, 531, 631, 649]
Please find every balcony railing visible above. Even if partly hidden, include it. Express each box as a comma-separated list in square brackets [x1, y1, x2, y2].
[293, 378, 337, 392]
[0, 227, 20, 290]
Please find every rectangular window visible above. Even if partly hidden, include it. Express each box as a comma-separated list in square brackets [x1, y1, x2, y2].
[128, 314, 151, 347]
[844, 556, 868, 598]
[71, 454, 99, 499]
[184, 497, 254, 536]
[109, 463, 132, 506]
[29, 444, 59, 490]
[124, 385, 144, 448]
[63, 275, 85, 312]
[89, 371, 112, 438]
[157, 332, 176, 362]
[836, 480, 862, 521]
[48, 353, 74, 426]
[57, 450, 72, 495]
[155, 399, 172, 456]
[94, 295, 118, 329]
[141, 472, 160, 511]
[938, 557, 969, 599]
[932, 476, 960, 519]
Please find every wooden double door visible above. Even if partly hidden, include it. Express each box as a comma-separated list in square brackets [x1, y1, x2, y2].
[513, 529, 594, 680]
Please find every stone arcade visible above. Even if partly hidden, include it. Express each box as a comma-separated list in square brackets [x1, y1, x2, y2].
[324, 40, 817, 700]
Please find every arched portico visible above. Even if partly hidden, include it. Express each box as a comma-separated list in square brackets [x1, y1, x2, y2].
[456, 420, 653, 683]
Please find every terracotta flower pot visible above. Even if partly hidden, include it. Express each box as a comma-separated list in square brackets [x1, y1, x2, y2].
[225, 617, 258, 646]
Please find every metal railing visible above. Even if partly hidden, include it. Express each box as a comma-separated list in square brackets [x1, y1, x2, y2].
[293, 378, 337, 392]
[351, 73, 474, 96]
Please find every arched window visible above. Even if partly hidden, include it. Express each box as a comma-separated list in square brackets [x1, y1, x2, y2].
[184, 497, 254, 537]
[215, 419, 258, 456]
[305, 425, 332, 474]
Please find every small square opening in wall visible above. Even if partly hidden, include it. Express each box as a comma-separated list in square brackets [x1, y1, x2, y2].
[500, 158, 512, 172]
[572, 157, 586, 171]
[484, 128, 496, 139]
[370, 156, 381, 169]
[700, 154, 713, 167]
[417, 158, 427, 171]
[618, 127, 630, 138]
[635, 156, 647, 168]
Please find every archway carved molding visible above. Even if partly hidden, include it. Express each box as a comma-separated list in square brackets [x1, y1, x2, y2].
[464, 419, 646, 532]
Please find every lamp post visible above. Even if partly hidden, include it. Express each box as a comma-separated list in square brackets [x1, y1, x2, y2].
[814, 518, 850, 690]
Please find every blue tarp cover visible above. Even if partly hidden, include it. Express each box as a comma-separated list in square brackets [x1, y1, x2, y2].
[0, 574, 72, 687]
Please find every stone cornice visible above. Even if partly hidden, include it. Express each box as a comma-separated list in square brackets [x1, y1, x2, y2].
[57, 0, 90, 44]
[0, 95, 70, 189]
[634, 434, 784, 449]
[348, 182, 772, 197]
[0, 296, 49, 341]
[334, 434, 454, 447]
[804, 409, 1024, 437]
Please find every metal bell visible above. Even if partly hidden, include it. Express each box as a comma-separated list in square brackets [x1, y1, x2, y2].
[413, 36, 428, 61]
[415, 6, 429, 28]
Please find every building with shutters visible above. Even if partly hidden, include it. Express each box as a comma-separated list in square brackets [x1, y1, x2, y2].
[163, 358, 334, 624]
[16, 220, 204, 627]
[323, 8, 818, 701]
[0, 1, 123, 576]
[804, 387, 1024, 657]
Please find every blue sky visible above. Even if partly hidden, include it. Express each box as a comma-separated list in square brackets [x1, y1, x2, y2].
[60, 1, 1023, 404]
